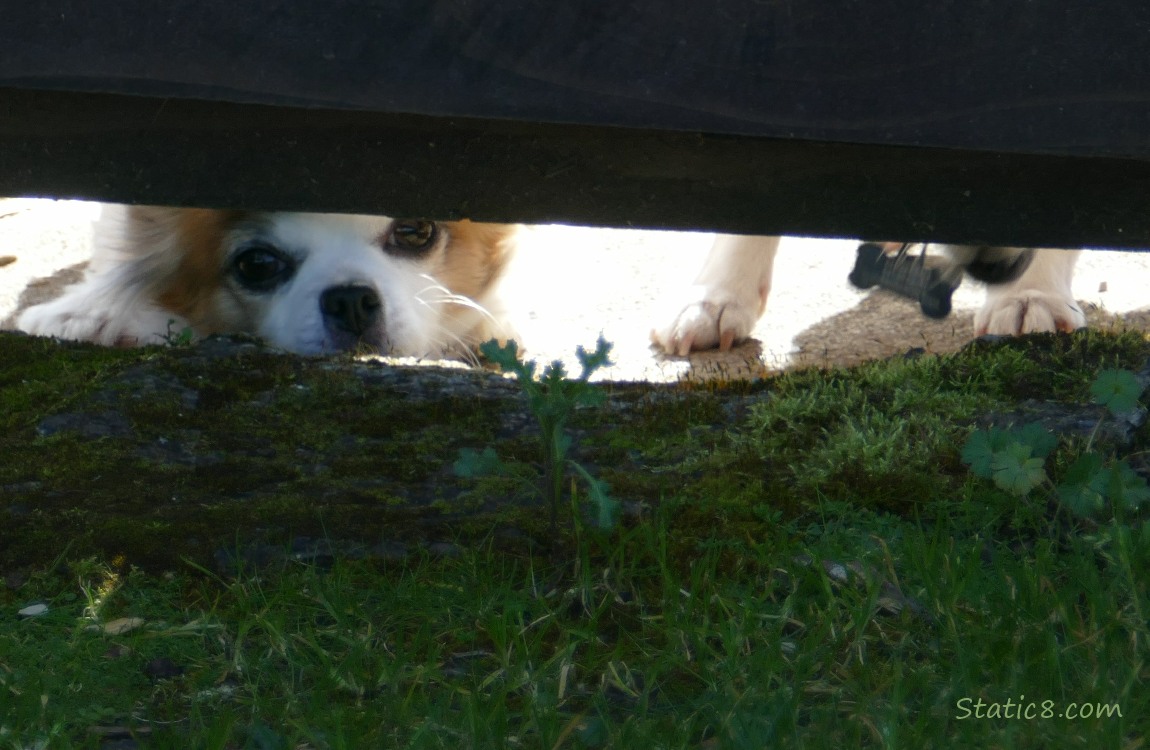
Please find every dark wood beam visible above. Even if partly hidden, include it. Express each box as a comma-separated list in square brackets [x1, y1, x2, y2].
[1, 88, 1149, 248]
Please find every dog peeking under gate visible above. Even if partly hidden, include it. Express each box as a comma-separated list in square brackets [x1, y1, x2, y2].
[18, 205, 518, 358]
[16, 205, 1085, 360]
[650, 236, 1084, 356]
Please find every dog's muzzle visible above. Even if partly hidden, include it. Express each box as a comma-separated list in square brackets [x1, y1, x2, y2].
[320, 285, 384, 349]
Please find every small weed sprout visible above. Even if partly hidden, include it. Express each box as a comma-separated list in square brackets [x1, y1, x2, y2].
[162, 319, 195, 347]
[454, 336, 619, 531]
[962, 368, 1149, 518]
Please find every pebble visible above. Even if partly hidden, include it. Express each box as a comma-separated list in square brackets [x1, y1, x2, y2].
[86, 617, 145, 635]
[18, 602, 48, 617]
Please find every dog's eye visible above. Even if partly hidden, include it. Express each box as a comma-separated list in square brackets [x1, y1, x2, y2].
[232, 243, 293, 291]
[385, 220, 438, 256]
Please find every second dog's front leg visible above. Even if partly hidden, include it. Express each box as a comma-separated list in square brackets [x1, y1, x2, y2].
[651, 234, 779, 355]
[974, 248, 1084, 336]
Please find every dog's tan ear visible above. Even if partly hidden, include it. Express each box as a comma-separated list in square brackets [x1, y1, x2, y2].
[118, 206, 244, 264]
[439, 220, 519, 297]
[107, 206, 245, 326]
[432, 220, 519, 357]
[121, 205, 247, 239]
[120, 205, 211, 242]
[108, 205, 193, 257]
[124, 204, 183, 225]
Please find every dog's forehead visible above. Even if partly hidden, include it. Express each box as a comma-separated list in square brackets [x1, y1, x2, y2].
[260, 212, 395, 245]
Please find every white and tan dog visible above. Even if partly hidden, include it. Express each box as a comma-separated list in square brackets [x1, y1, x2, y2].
[651, 235, 1084, 355]
[18, 205, 517, 358]
[19, 206, 1082, 361]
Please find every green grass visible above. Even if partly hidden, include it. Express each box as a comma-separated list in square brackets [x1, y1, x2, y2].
[2, 501, 1144, 748]
[1, 330, 1148, 746]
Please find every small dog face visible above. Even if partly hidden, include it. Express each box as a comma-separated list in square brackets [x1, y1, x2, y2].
[19, 206, 517, 357]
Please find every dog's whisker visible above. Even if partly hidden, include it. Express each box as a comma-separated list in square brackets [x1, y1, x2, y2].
[415, 286, 498, 323]
[415, 276, 453, 297]
[423, 326, 482, 366]
[416, 281, 471, 302]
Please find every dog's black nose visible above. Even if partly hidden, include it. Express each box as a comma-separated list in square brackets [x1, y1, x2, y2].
[320, 285, 382, 336]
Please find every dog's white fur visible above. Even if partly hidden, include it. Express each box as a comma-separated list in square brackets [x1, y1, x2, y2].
[19, 206, 1085, 360]
[18, 205, 517, 357]
[973, 248, 1083, 336]
[652, 235, 1085, 354]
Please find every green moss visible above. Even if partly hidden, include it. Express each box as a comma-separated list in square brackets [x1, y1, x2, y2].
[3, 329, 1149, 573]
[0, 335, 141, 431]
[5, 327, 1150, 749]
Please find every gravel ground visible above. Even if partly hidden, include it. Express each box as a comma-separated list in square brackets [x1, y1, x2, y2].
[3, 198, 1149, 382]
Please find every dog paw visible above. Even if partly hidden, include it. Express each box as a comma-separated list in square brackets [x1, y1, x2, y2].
[651, 287, 762, 356]
[17, 297, 180, 347]
[975, 290, 1086, 336]
[19, 302, 92, 339]
[20, 305, 124, 345]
